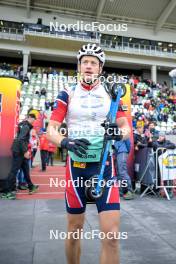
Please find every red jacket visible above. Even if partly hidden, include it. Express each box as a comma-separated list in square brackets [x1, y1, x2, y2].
[48, 142, 57, 153]
[39, 134, 49, 151]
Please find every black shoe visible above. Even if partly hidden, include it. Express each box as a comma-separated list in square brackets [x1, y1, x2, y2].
[18, 185, 29, 190]
[29, 185, 39, 195]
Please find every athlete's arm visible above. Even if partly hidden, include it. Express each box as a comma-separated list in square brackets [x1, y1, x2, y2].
[116, 117, 131, 140]
[46, 89, 69, 145]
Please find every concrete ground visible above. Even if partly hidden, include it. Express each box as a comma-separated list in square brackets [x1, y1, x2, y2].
[0, 196, 176, 264]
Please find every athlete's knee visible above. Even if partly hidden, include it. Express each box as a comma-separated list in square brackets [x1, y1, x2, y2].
[67, 214, 85, 237]
[67, 224, 84, 244]
[101, 230, 119, 249]
[100, 221, 119, 248]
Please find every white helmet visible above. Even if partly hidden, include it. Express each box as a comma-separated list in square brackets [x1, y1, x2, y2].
[77, 43, 105, 65]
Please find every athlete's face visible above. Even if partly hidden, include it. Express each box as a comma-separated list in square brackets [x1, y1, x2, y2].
[78, 56, 102, 83]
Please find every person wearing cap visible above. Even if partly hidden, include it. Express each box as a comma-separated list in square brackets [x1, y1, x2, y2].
[47, 43, 131, 264]
[149, 131, 175, 151]
[1, 114, 39, 200]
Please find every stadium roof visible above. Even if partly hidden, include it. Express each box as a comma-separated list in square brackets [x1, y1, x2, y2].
[1, 0, 176, 32]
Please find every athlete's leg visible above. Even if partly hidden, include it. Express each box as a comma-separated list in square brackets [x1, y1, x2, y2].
[65, 156, 87, 264]
[99, 210, 120, 264]
[65, 213, 85, 264]
[95, 156, 120, 264]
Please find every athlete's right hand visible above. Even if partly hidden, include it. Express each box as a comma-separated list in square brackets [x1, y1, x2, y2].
[60, 138, 91, 157]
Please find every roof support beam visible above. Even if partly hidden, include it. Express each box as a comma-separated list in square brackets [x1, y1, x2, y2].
[154, 0, 176, 33]
[96, 0, 106, 20]
[26, 0, 31, 18]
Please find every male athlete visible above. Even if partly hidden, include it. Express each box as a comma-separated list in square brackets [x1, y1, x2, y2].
[47, 44, 130, 264]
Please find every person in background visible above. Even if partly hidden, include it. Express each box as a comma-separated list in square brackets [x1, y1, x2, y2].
[149, 131, 175, 151]
[1, 114, 39, 199]
[17, 142, 32, 190]
[39, 128, 49, 171]
[47, 142, 57, 166]
[134, 125, 148, 152]
[114, 139, 134, 200]
[149, 131, 175, 198]
[145, 121, 159, 141]
[40, 87, 47, 97]
[136, 116, 144, 128]
[30, 129, 39, 168]
[23, 74, 29, 84]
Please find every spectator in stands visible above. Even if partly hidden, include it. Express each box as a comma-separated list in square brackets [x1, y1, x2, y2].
[50, 100, 55, 111]
[136, 116, 145, 128]
[36, 67, 42, 74]
[173, 125, 176, 135]
[40, 87, 47, 97]
[18, 66, 23, 79]
[114, 139, 134, 200]
[35, 89, 40, 96]
[171, 91, 176, 104]
[45, 100, 50, 110]
[143, 117, 150, 132]
[132, 116, 137, 129]
[23, 74, 29, 84]
[1, 114, 39, 199]
[39, 129, 49, 171]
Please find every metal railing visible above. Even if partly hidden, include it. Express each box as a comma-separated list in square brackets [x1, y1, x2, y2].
[24, 28, 99, 43]
[134, 147, 176, 200]
[101, 39, 176, 58]
[0, 27, 24, 41]
[156, 147, 176, 200]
